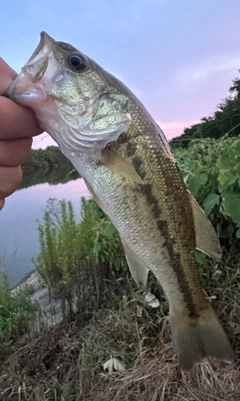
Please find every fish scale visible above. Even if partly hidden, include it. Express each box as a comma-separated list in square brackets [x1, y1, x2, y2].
[66, 124, 207, 322]
[6, 31, 234, 369]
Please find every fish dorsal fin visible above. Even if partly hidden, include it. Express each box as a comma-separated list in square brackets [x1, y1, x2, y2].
[188, 191, 222, 261]
[102, 150, 144, 184]
[121, 238, 149, 287]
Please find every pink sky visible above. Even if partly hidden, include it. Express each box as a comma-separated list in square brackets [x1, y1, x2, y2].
[158, 121, 198, 140]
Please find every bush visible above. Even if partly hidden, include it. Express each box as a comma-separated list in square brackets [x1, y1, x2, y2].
[175, 137, 240, 240]
[0, 272, 38, 343]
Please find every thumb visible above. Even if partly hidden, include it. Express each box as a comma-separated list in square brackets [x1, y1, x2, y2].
[0, 58, 17, 95]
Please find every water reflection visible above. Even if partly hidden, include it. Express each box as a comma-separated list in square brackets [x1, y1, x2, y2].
[0, 175, 90, 287]
[21, 166, 80, 189]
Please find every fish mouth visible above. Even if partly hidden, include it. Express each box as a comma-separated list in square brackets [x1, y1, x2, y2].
[27, 31, 55, 67]
[5, 32, 56, 104]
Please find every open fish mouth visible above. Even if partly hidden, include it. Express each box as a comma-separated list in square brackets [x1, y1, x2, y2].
[6, 32, 60, 105]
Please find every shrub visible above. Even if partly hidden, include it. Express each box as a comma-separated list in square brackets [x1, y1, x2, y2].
[0, 272, 38, 343]
[175, 137, 240, 240]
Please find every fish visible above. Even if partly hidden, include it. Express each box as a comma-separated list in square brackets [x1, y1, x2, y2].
[6, 32, 234, 369]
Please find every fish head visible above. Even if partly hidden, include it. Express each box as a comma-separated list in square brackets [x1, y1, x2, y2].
[6, 32, 131, 152]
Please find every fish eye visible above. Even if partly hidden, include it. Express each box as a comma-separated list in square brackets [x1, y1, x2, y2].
[67, 54, 86, 71]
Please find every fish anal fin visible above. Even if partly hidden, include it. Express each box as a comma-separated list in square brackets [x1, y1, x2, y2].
[188, 191, 222, 261]
[169, 305, 234, 370]
[101, 150, 144, 184]
[121, 239, 149, 287]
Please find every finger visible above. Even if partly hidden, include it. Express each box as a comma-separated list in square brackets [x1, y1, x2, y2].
[0, 138, 32, 166]
[0, 58, 17, 93]
[0, 97, 42, 139]
[0, 58, 42, 139]
[0, 165, 22, 198]
[0, 198, 5, 210]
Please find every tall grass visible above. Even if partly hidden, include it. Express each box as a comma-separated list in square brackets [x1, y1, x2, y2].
[34, 198, 128, 318]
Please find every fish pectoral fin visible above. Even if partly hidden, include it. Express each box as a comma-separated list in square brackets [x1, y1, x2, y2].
[102, 150, 144, 184]
[121, 239, 149, 287]
[188, 191, 222, 261]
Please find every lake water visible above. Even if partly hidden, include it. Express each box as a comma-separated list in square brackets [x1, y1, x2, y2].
[0, 176, 91, 287]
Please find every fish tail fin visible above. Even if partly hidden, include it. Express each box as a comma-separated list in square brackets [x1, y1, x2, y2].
[169, 306, 234, 370]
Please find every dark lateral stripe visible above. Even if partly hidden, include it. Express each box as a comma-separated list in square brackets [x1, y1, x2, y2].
[141, 183, 199, 318]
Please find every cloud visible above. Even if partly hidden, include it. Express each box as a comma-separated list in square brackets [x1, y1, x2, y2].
[157, 120, 198, 139]
[176, 55, 240, 88]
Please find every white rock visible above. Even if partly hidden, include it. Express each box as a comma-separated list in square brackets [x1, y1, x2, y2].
[148, 299, 160, 308]
[103, 357, 125, 374]
[144, 292, 155, 303]
[144, 292, 160, 308]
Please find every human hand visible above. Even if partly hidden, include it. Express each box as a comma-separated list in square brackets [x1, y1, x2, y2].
[0, 58, 42, 210]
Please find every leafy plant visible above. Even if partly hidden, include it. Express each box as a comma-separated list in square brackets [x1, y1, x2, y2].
[92, 218, 128, 272]
[0, 272, 38, 343]
[175, 137, 240, 239]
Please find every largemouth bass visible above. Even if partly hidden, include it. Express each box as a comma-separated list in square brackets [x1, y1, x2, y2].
[6, 32, 233, 369]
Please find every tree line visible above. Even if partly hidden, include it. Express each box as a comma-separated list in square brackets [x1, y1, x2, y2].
[171, 74, 240, 148]
[23, 146, 73, 171]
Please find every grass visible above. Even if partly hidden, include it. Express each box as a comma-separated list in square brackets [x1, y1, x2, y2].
[1, 184, 240, 400]
[34, 198, 128, 320]
[0, 269, 239, 401]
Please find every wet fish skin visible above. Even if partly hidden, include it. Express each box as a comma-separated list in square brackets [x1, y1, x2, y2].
[6, 32, 233, 369]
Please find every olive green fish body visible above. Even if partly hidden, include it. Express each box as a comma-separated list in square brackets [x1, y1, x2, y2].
[72, 111, 205, 318]
[6, 32, 234, 369]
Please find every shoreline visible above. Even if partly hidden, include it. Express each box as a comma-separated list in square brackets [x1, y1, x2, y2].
[11, 268, 36, 290]
[12, 270, 64, 344]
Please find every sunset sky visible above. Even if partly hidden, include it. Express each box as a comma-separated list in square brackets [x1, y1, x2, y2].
[1, 0, 240, 148]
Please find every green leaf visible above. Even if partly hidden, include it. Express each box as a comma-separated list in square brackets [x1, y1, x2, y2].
[198, 173, 208, 186]
[93, 241, 101, 255]
[183, 174, 189, 185]
[225, 174, 238, 187]
[120, 257, 128, 272]
[233, 161, 240, 173]
[218, 173, 228, 186]
[217, 155, 231, 170]
[188, 177, 200, 196]
[187, 160, 199, 171]
[195, 251, 207, 265]
[114, 257, 121, 271]
[222, 195, 240, 225]
[232, 140, 240, 154]
[103, 223, 117, 237]
[236, 228, 240, 238]
[203, 193, 220, 215]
